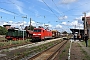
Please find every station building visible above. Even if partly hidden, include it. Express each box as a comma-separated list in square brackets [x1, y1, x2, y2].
[70, 29, 84, 40]
[3, 25, 11, 30]
[82, 16, 90, 38]
[70, 16, 90, 39]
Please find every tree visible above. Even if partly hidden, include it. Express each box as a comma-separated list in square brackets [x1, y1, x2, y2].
[24, 25, 36, 30]
[62, 31, 67, 34]
[0, 26, 7, 35]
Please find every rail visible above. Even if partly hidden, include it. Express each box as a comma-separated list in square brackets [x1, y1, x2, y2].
[29, 40, 68, 60]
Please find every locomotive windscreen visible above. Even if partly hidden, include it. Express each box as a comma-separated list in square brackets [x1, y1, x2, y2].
[34, 29, 41, 32]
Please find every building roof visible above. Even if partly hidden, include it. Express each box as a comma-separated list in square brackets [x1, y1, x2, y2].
[3, 25, 11, 26]
[70, 29, 84, 34]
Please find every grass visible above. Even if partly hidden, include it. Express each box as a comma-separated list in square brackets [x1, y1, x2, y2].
[81, 39, 90, 47]
[0, 39, 31, 47]
[59, 41, 70, 60]
[79, 39, 90, 60]
[0, 35, 6, 40]
[14, 39, 62, 59]
[78, 42, 90, 60]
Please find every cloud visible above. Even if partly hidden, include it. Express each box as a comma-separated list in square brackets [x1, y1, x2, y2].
[87, 12, 90, 16]
[29, 6, 42, 18]
[15, 5, 26, 15]
[60, 0, 77, 4]
[0, 8, 16, 15]
[8, 21, 13, 24]
[44, 24, 52, 27]
[34, 10, 42, 18]
[61, 22, 67, 25]
[30, 21, 43, 27]
[56, 24, 62, 28]
[10, 0, 26, 15]
[3, 22, 8, 25]
[70, 21, 83, 29]
[64, 15, 68, 19]
[31, 21, 36, 26]
[1, 20, 28, 29]
[48, 24, 52, 27]
[71, 21, 78, 26]
[74, 17, 84, 24]
[59, 15, 68, 20]
[0, 0, 27, 16]
[74, 18, 84, 29]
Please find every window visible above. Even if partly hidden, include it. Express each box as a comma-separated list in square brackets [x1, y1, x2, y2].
[34, 29, 41, 32]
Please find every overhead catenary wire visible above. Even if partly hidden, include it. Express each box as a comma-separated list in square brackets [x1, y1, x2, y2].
[19, 0, 89, 18]
[24, 0, 57, 18]
[0, 7, 18, 15]
[0, 0, 32, 20]
[7, 0, 49, 20]
[22, 0, 45, 18]
[0, 8, 42, 26]
[0, 1, 19, 16]
[7, 0, 35, 15]
[52, 0, 90, 17]
[42, 0, 59, 20]
[51, 0, 82, 17]
[0, 0, 58, 27]
[0, 0, 88, 31]
[0, 0, 90, 24]
[1, 0, 90, 16]
[0, 7, 26, 20]
[52, 0, 64, 15]
[0, 0, 89, 18]
[62, 2, 90, 14]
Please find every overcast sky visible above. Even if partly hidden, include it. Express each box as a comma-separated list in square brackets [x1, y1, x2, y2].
[0, 0, 90, 33]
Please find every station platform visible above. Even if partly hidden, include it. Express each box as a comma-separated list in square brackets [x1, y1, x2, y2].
[69, 39, 90, 60]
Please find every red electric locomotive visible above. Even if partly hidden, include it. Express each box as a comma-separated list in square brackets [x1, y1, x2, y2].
[32, 27, 52, 41]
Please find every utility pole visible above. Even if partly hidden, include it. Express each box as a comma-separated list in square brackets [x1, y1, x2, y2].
[83, 12, 87, 35]
[30, 18, 31, 30]
[22, 16, 27, 40]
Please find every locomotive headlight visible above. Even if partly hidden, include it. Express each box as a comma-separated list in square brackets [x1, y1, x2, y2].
[33, 34, 36, 35]
[38, 34, 41, 35]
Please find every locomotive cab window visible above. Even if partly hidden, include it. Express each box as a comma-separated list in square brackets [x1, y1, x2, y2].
[34, 29, 41, 32]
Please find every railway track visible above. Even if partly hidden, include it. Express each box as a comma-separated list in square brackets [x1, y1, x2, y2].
[0, 38, 62, 60]
[29, 40, 68, 60]
[12, 39, 62, 60]
[0, 38, 62, 50]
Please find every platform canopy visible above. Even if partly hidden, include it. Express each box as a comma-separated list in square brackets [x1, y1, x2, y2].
[70, 29, 84, 34]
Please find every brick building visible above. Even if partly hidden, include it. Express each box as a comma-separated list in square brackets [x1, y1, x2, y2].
[3, 25, 11, 30]
[82, 16, 90, 38]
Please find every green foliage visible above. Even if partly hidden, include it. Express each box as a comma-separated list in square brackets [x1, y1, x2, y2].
[24, 25, 36, 30]
[0, 26, 7, 35]
[62, 31, 67, 34]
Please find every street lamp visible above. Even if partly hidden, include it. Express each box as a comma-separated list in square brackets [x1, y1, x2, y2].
[22, 16, 27, 40]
